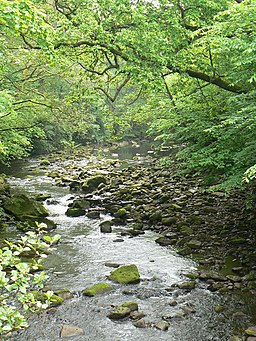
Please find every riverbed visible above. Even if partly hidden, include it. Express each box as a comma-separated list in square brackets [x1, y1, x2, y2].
[3, 144, 252, 341]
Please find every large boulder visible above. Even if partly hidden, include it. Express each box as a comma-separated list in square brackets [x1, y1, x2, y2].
[107, 264, 140, 284]
[3, 193, 49, 220]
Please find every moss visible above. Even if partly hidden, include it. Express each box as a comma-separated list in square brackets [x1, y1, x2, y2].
[107, 306, 131, 320]
[107, 264, 140, 284]
[120, 302, 138, 312]
[32, 291, 64, 306]
[82, 282, 112, 297]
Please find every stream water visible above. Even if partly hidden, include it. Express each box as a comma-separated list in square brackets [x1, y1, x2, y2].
[2, 145, 252, 341]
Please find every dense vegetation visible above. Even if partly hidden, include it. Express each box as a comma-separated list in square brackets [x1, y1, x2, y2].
[0, 0, 255, 190]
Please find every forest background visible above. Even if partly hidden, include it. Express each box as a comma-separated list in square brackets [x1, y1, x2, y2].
[0, 0, 255, 193]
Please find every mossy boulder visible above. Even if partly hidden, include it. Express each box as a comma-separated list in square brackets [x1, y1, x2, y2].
[107, 264, 140, 284]
[0, 176, 10, 196]
[32, 291, 64, 306]
[114, 208, 128, 219]
[3, 193, 49, 221]
[81, 175, 107, 193]
[65, 207, 85, 217]
[82, 282, 112, 297]
[107, 306, 131, 320]
[120, 301, 138, 312]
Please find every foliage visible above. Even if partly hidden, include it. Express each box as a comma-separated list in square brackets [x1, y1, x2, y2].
[0, 0, 255, 192]
[0, 224, 61, 337]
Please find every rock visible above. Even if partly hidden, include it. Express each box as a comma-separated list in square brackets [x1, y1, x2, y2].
[114, 208, 128, 218]
[155, 321, 170, 331]
[107, 264, 140, 284]
[0, 176, 10, 196]
[247, 337, 256, 341]
[3, 193, 49, 220]
[32, 291, 64, 306]
[60, 325, 84, 338]
[35, 193, 51, 201]
[180, 225, 193, 235]
[169, 300, 178, 306]
[100, 220, 113, 233]
[133, 319, 147, 328]
[107, 306, 131, 320]
[83, 282, 112, 297]
[87, 210, 101, 219]
[214, 305, 224, 313]
[155, 237, 176, 246]
[105, 262, 121, 268]
[40, 159, 51, 166]
[230, 237, 247, 245]
[71, 199, 90, 209]
[82, 175, 107, 193]
[130, 311, 146, 320]
[54, 289, 73, 300]
[65, 207, 85, 217]
[187, 239, 202, 249]
[120, 301, 138, 312]
[177, 281, 196, 290]
[162, 217, 176, 226]
[229, 336, 243, 341]
[245, 326, 256, 337]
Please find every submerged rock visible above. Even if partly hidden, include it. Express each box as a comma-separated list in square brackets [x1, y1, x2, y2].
[107, 264, 140, 284]
[82, 282, 112, 297]
[60, 325, 84, 338]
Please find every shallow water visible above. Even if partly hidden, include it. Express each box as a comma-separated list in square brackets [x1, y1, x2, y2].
[2, 147, 252, 341]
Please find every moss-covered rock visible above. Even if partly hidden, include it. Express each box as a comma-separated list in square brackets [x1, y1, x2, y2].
[107, 264, 140, 284]
[81, 175, 107, 193]
[65, 207, 85, 217]
[32, 291, 64, 306]
[107, 306, 131, 320]
[120, 301, 138, 312]
[82, 282, 112, 297]
[99, 220, 113, 233]
[3, 193, 49, 220]
[114, 208, 128, 218]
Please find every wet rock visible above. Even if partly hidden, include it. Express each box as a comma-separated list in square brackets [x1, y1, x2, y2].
[130, 311, 146, 320]
[71, 199, 90, 209]
[40, 159, 51, 166]
[245, 326, 256, 337]
[180, 225, 193, 235]
[121, 301, 138, 312]
[54, 289, 73, 300]
[162, 216, 176, 226]
[100, 220, 113, 233]
[83, 282, 112, 297]
[187, 239, 202, 249]
[114, 208, 128, 219]
[82, 175, 107, 193]
[133, 319, 147, 328]
[65, 207, 85, 217]
[60, 324, 84, 338]
[199, 271, 227, 281]
[214, 305, 224, 313]
[247, 337, 256, 341]
[35, 193, 51, 202]
[155, 321, 170, 331]
[87, 210, 101, 219]
[32, 291, 64, 306]
[177, 281, 196, 290]
[107, 306, 131, 320]
[107, 264, 140, 284]
[3, 193, 49, 220]
[155, 237, 176, 246]
[169, 300, 178, 306]
[104, 262, 121, 268]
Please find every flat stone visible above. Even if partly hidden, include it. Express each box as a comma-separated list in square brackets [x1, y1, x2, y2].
[83, 282, 112, 297]
[177, 281, 196, 290]
[60, 325, 84, 338]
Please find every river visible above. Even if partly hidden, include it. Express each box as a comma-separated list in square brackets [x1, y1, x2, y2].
[2, 144, 251, 341]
